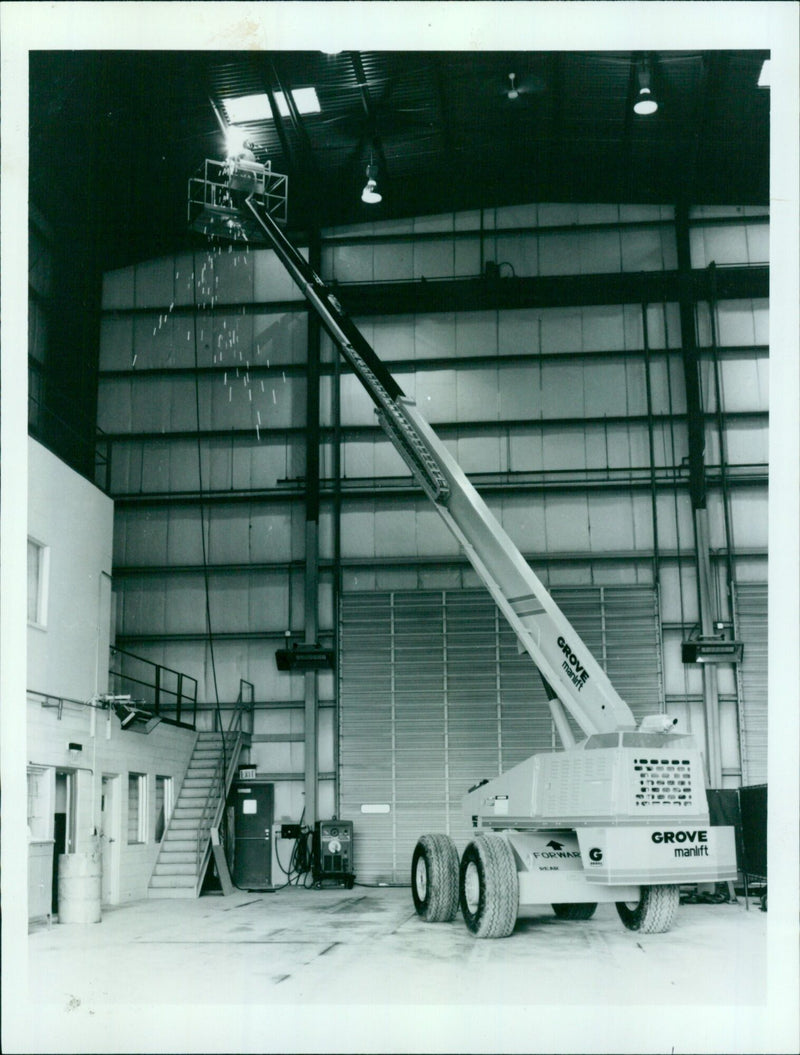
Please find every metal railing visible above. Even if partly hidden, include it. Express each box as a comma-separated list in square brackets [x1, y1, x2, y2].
[108, 646, 198, 728]
[187, 158, 288, 243]
[28, 389, 111, 493]
[194, 681, 255, 887]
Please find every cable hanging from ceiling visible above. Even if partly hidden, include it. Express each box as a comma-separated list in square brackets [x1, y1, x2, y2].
[190, 248, 225, 766]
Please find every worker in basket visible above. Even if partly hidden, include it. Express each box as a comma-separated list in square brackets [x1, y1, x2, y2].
[224, 141, 266, 200]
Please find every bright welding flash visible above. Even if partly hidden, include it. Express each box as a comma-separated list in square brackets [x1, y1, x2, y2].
[225, 126, 248, 158]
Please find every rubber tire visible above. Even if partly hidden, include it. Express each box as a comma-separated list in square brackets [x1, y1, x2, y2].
[616, 884, 680, 934]
[459, 836, 519, 939]
[411, 834, 460, 922]
[552, 902, 598, 920]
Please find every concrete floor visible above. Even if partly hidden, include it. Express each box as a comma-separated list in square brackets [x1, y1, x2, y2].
[17, 886, 774, 1054]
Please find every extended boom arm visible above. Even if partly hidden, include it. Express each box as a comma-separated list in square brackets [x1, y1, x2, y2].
[243, 196, 637, 740]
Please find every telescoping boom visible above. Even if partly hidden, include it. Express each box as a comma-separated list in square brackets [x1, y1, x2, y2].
[238, 195, 635, 747]
[191, 160, 738, 938]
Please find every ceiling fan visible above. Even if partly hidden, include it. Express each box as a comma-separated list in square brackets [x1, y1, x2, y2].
[501, 70, 546, 101]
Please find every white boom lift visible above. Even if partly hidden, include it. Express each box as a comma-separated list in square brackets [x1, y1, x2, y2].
[188, 157, 738, 937]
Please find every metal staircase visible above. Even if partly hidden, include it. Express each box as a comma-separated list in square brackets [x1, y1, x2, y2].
[148, 688, 253, 899]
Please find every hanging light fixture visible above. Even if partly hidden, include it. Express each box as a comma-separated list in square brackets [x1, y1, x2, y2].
[633, 57, 659, 115]
[506, 72, 520, 100]
[361, 159, 382, 204]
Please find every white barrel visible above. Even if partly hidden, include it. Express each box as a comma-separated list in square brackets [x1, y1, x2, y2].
[58, 851, 102, 923]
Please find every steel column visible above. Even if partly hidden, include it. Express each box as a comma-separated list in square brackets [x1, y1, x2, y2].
[676, 203, 722, 787]
[303, 233, 322, 826]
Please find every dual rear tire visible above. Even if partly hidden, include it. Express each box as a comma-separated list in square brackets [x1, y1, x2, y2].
[459, 836, 519, 938]
[411, 833, 519, 938]
[412, 835, 679, 937]
[411, 834, 460, 922]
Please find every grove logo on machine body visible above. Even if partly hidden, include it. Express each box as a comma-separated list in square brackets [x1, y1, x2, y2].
[557, 636, 590, 691]
[652, 829, 710, 858]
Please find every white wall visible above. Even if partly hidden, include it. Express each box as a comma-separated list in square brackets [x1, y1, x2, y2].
[27, 696, 196, 905]
[26, 438, 196, 909]
[28, 438, 114, 701]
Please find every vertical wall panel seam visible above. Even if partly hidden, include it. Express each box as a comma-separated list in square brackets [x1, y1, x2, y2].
[655, 585, 666, 713]
[731, 581, 748, 782]
[600, 585, 607, 669]
[495, 606, 503, 772]
[390, 592, 397, 877]
[442, 591, 450, 836]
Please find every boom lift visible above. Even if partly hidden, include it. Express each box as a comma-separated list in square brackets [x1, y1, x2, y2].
[188, 157, 737, 938]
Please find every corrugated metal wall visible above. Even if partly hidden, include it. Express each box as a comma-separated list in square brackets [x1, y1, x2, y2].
[734, 583, 768, 785]
[97, 199, 768, 857]
[339, 584, 663, 883]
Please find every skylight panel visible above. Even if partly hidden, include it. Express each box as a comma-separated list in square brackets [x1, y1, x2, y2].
[223, 88, 320, 124]
[278, 87, 321, 116]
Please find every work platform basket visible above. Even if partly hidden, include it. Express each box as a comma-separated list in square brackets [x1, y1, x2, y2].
[187, 158, 288, 243]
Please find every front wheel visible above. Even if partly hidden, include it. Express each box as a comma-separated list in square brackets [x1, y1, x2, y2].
[411, 834, 459, 922]
[552, 902, 597, 920]
[616, 884, 679, 933]
[459, 835, 519, 939]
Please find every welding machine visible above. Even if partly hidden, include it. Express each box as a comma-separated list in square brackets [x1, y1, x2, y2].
[312, 820, 355, 888]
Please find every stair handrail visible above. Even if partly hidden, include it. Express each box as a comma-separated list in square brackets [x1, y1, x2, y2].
[194, 694, 247, 879]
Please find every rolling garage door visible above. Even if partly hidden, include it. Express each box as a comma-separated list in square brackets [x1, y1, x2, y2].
[339, 585, 664, 883]
[734, 582, 768, 785]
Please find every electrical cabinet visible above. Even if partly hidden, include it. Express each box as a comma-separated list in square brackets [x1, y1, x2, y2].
[313, 820, 355, 888]
[231, 780, 274, 890]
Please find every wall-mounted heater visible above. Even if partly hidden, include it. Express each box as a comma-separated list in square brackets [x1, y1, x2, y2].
[275, 643, 335, 672]
[681, 638, 744, 664]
